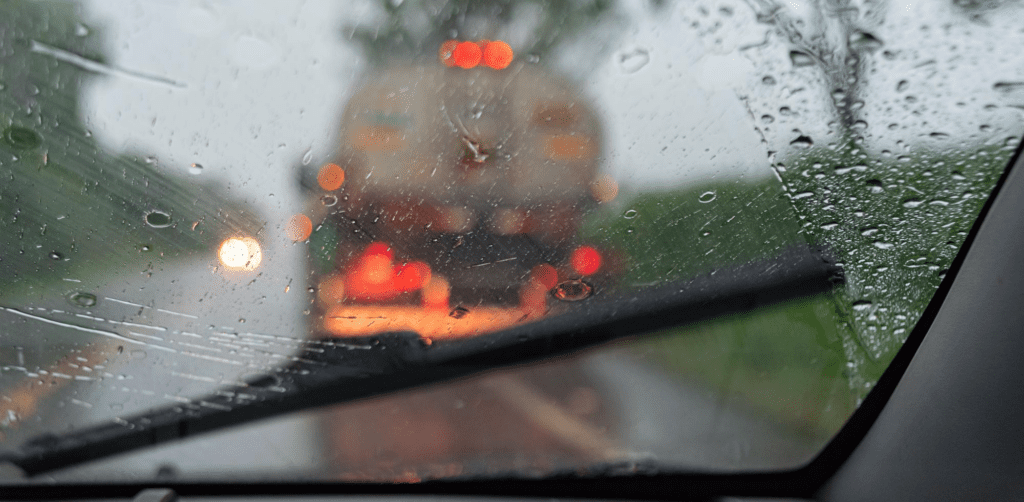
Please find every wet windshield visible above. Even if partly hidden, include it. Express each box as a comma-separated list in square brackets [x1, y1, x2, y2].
[0, 0, 1020, 482]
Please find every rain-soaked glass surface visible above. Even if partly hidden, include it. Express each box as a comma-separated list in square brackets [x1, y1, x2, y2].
[0, 0, 1021, 482]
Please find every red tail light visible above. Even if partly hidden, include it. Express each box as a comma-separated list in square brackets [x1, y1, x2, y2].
[571, 246, 602, 276]
[362, 241, 394, 260]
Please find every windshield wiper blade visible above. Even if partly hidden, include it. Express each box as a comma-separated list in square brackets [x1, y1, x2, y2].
[0, 245, 842, 478]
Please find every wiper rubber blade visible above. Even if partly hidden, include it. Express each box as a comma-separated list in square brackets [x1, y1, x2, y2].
[0, 245, 842, 477]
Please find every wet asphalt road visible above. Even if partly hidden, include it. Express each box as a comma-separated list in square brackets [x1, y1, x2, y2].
[0, 258, 817, 481]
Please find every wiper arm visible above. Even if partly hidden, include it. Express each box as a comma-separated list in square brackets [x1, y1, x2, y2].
[0, 245, 842, 478]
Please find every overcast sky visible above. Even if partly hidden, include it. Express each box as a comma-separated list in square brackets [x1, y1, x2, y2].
[77, 0, 1024, 243]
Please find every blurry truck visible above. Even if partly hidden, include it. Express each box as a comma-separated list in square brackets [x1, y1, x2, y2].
[300, 52, 619, 340]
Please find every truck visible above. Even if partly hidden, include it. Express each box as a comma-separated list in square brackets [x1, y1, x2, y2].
[300, 51, 619, 340]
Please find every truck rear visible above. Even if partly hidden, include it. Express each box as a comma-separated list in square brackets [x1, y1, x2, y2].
[301, 56, 617, 339]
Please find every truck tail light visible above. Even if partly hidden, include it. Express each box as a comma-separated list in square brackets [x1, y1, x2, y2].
[571, 245, 602, 276]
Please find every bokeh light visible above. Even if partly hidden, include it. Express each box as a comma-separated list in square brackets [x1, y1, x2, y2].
[218, 237, 262, 271]
[286, 214, 313, 242]
[590, 174, 619, 203]
[482, 41, 513, 69]
[317, 163, 345, 191]
[571, 246, 602, 276]
[452, 41, 482, 69]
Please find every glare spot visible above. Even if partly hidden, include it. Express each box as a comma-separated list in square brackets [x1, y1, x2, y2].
[219, 237, 262, 271]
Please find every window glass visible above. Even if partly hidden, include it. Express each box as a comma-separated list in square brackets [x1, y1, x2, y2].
[0, 0, 1021, 481]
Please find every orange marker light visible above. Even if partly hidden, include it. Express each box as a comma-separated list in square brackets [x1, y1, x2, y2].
[571, 246, 602, 276]
[452, 41, 482, 69]
[317, 163, 345, 191]
[482, 41, 513, 70]
[286, 214, 313, 242]
[439, 40, 459, 67]
[590, 174, 619, 203]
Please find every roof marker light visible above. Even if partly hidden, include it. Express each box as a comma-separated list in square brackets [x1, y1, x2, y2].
[452, 41, 482, 69]
[440, 40, 513, 70]
[482, 41, 513, 69]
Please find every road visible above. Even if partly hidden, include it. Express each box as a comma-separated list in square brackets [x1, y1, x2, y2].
[0, 255, 819, 482]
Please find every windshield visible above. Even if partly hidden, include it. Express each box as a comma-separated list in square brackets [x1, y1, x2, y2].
[0, 0, 1020, 483]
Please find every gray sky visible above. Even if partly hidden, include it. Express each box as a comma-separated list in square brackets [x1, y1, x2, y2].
[75, 0, 1024, 297]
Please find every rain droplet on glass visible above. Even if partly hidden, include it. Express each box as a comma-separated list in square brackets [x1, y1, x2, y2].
[618, 47, 650, 74]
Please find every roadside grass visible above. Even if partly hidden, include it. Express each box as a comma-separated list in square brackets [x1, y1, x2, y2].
[580, 136, 1011, 437]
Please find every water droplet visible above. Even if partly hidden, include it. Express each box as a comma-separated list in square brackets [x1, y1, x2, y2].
[618, 48, 650, 74]
[860, 227, 879, 236]
[526, 54, 540, 63]
[832, 89, 847, 101]
[929, 132, 949, 140]
[140, 244, 152, 252]
[789, 51, 815, 67]
[866, 179, 884, 193]
[821, 221, 839, 230]
[623, 209, 638, 219]
[979, 124, 992, 132]
[779, 106, 793, 116]
[762, 75, 776, 85]
[993, 81, 1024, 93]
[189, 163, 203, 175]
[448, 306, 469, 319]
[873, 241, 895, 250]
[68, 292, 97, 308]
[790, 135, 813, 148]
[552, 280, 593, 302]
[320, 195, 338, 207]
[761, 114, 774, 123]
[902, 199, 923, 208]
[852, 300, 873, 311]
[302, 148, 313, 166]
[698, 191, 717, 203]
[144, 210, 172, 228]
[117, 345, 124, 354]
[897, 80, 909, 92]
[75, 23, 90, 37]
[848, 31, 883, 52]
[3, 126, 42, 150]
[49, 251, 63, 260]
